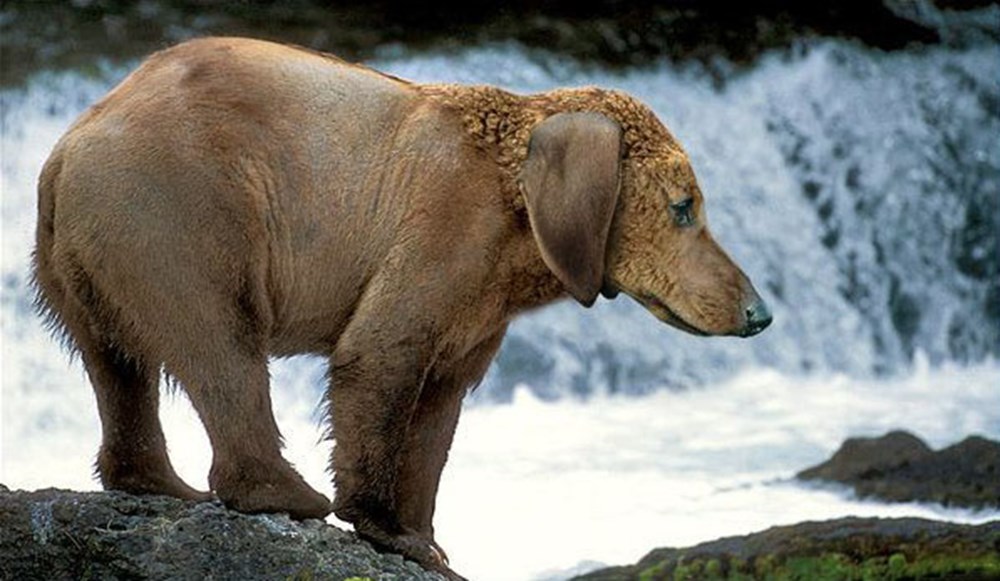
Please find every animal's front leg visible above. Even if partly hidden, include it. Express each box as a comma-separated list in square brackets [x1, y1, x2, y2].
[395, 330, 506, 563]
[327, 320, 461, 578]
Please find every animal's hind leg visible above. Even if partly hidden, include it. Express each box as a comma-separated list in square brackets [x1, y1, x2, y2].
[45, 263, 206, 500]
[159, 322, 332, 520]
[80, 339, 211, 501]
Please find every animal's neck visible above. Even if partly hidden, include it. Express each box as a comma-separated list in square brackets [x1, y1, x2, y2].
[418, 83, 536, 211]
[501, 222, 569, 315]
[418, 83, 571, 314]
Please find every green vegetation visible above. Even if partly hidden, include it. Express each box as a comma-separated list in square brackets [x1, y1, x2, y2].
[636, 551, 1000, 581]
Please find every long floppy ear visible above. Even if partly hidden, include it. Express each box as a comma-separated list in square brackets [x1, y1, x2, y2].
[519, 111, 622, 306]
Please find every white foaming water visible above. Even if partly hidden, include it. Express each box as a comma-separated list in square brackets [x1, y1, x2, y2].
[3, 354, 999, 580]
[2, 40, 998, 581]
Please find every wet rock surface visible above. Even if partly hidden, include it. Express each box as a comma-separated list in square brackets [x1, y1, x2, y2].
[798, 430, 1000, 509]
[574, 432, 1000, 580]
[0, 485, 442, 581]
[574, 517, 1000, 580]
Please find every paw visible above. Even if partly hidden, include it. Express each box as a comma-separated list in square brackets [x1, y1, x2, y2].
[101, 462, 213, 502]
[356, 523, 465, 580]
[211, 463, 332, 520]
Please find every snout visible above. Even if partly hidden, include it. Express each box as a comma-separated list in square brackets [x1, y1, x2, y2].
[740, 298, 772, 337]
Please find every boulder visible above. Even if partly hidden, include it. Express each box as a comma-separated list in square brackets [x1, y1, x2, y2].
[797, 430, 932, 481]
[574, 517, 1000, 580]
[798, 431, 1000, 508]
[0, 485, 442, 581]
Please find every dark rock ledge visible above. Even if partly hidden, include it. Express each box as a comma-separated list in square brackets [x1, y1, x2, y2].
[576, 432, 1000, 580]
[0, 485, 443, 581]
[798, 430, 1000, 509]
[574, 517, 1000, 581]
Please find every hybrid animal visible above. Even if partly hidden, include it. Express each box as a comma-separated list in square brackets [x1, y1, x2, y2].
[34, 37, 772, 579]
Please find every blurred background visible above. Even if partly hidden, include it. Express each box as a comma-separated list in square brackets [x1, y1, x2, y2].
[2, 2, 998, 579]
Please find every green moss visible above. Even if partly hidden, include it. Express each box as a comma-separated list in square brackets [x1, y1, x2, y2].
[638, 561, 668, 581]
[754, 554, 779, 577]
[907, 553, 1000, 577]
[782, 554, 856, 580]
[672, 557, 701, 580]
[887, 552, 907, 575]
[705, 559, 723, 577]
[729, 557, 750, 577]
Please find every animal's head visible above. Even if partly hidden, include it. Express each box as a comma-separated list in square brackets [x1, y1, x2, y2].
[519, 92, 771, 337]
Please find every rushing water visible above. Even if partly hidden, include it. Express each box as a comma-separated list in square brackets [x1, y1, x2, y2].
[2, 33, 998, 581]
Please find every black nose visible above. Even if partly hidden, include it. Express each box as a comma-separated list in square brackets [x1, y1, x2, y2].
[741, 299, 772, 337]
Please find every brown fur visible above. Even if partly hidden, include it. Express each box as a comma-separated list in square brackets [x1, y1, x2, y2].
[33, 37, 769, 579]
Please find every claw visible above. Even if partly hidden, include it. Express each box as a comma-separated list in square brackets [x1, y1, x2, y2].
[354, 523, 463, 579]
[429, 540, 450, 566]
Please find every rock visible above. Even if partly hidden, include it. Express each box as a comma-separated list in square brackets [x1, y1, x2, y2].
[797, 430, 933, 481]
[576, 434, 1000, 579]
[0, 487, 443, 581]
[798, 431, 1000, 508]
[573, 517, 1000, 580]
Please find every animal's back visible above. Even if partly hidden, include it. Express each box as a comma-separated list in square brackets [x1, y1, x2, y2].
[34, 37, 420, 356]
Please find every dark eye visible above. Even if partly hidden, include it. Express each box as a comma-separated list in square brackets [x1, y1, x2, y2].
[671, 198, 695, 227]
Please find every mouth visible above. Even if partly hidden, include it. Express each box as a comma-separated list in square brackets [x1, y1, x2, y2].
[636, 293, 709, 337]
